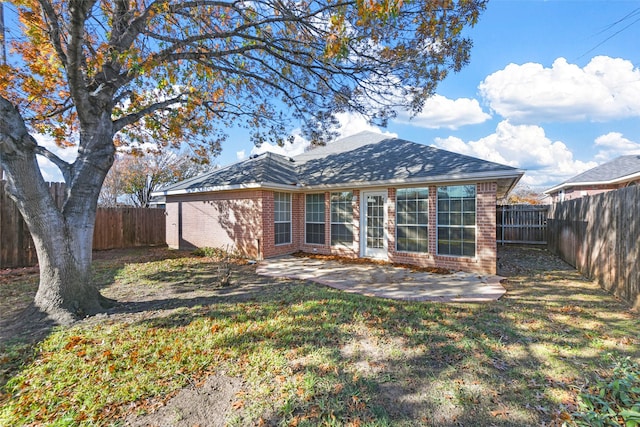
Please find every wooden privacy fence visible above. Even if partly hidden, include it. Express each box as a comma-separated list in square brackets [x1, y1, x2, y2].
[547, 185, 640, 311]
[497, 204, 549, 245]
[0, 182, 66, 268]
[93, 208, 166, 250]
[0, 181, 166, 268]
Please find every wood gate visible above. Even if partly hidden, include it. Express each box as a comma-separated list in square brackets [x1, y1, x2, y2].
[496, 204, 549, 245]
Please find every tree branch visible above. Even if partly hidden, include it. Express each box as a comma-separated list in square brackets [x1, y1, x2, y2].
[64, 0, 98, 122]
[112, 95, 186, 132]
[34, 145, 73, 184]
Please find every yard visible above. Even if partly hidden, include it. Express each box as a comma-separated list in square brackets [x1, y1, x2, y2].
[0, 246, 638, 426]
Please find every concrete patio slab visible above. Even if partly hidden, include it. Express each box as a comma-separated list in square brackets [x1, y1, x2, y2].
[256, 256, 506, 302]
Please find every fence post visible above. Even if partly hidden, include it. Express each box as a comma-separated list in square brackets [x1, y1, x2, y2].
[501, 205, 505, 245]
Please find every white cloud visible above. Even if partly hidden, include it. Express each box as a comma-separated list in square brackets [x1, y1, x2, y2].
[394, 94, 491, 129]
[479, 56, 640, 123]
[35, 134, 77, 182]
[593, 132, 640, 162]
[332, 112, 397, 139]
[250, 133, 310, 158]
[250, 112, 396, 157]
[433, 121, 597, 188]
[236, 150, 246, 161]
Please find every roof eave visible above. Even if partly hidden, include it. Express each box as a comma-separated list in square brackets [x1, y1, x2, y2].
[153, 181, 301, 197]
[155, 170, 524, 197]
[544, 170, 640, 195]
[298, 170, 524, 192]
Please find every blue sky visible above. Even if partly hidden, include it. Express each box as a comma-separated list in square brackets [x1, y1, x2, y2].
[228, 0, 640, 190]
[32, 1, 640, 191]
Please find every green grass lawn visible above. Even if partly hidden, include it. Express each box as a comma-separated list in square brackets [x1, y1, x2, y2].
[0, 248, 638, 426]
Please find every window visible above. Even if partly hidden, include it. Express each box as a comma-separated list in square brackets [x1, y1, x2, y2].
[330, 192, 353, 246]
[437, 185, 476, 257]
[305, 194, 325, 245]
[274, 192, 291, 245]
[396, 188, 429, 253]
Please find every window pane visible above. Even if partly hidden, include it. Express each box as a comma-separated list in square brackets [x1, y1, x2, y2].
[331, 192, 353, 246]
[274, 192, 291, 245]
[275, 222, 291, 245]
[438, 212, 449, 225]
[331, 223, 353, 246]
[436, 185, 476, 257]
[395, 187, 428, 253]
[305, 194, 325, 244]
[306, 223, 325, 245]
[463, 212, 476, 225]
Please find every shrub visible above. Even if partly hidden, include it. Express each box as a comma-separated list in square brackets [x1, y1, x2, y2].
[192, 246, 242, 260]
[569, 356, 640, 427]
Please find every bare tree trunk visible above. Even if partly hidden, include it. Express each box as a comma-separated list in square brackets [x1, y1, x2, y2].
[1, 98, 115, 324]
[32, 218, 109, 324]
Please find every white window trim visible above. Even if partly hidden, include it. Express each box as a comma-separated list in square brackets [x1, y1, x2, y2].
[395, 188, 429, 254]
[330, 191, 353, 247]
[435, 185, 477, 258]
[274, 192, 292, 246]
[305, 193, 325, 245]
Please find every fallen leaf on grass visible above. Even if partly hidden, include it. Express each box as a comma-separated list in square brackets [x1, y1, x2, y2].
[491, 406, 509, 417]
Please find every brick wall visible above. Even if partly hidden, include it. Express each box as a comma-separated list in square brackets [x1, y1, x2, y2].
[298, 191, 359, 258]
[261, 191, 301, 258]
[387, 183, 498, 275]
[299, 192, 331, 255]
[165, 190, 263, 258]
[166, 201, 180, 248]
[167, 184, 498, 274]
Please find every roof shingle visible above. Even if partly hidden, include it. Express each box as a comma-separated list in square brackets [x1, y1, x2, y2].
[159, 131, 522, 196]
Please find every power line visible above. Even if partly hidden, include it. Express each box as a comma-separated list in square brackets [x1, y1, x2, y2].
[0, 2, 6, 65]
[577, 6, 640, 60]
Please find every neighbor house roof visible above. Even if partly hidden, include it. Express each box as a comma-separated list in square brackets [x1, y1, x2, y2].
[545, 155, 640, 194]
[156, 131, 524, 198]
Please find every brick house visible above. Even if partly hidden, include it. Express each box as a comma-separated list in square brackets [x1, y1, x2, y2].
[155, 132, 523, 274]
[545, 155, 640, 202]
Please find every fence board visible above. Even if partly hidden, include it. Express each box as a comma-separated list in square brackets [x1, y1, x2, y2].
[547, 185, 640, 311]
[0, 181, 166, 268]
[497, 204, 549, 244]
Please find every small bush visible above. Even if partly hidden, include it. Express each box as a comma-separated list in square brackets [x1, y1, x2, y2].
[192, 246, 242, 260]
[569, 356, 640, 427]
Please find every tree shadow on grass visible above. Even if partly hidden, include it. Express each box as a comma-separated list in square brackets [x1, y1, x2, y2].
[0, 247, 199, 389]
[2, 246, 638, 426]
[109, 249, 637, 425]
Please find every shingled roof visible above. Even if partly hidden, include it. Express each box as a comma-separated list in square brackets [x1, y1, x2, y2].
[545, 155, 640, 194]
[158, 131, 523, 198]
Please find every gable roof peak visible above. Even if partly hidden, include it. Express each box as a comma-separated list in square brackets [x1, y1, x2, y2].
[293, 131, 394, 164]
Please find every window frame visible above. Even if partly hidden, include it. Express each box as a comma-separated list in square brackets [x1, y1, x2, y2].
[436, 185, 477, 257]
[274, 192, 292, 246]
[330, 191, 354, 247]
[305, 193, 325, 245]
[395, 187, 429, 253]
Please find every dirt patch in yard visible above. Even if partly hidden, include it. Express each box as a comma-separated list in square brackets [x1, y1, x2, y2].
[126, 374, 244, 427]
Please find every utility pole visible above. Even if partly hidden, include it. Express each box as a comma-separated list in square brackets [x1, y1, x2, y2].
[0, 2, 5, 64]
[0, 2, 5, 181]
